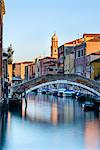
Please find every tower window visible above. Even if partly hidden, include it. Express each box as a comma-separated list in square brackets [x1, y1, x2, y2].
[55, 50, 56, 52]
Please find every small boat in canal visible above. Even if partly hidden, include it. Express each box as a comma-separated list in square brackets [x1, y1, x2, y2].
[41, 89, 47, 94]
[58, 88, 66, 97]
[76, 93, 87, 102]
[63, 90, 76, 97]
[82, 101, 95, 111]
[52, 89, 58, 96]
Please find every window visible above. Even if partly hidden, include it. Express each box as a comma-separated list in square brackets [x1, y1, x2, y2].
[78, 51, 80, 57]
[81, 50, 84, 56]
[76, 49, 84, 58]
[48, 68, 53, 71]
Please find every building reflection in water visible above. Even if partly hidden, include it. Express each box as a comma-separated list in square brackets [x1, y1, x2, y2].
[51, 103, 58, 125]
[21, 94, 86, 125]
[7, 112, 11, 135]
[22, 94, 51, 123]
[84, 120, 100, 150]
[0, 93, 100, 150]
[0, 113, 8, 150]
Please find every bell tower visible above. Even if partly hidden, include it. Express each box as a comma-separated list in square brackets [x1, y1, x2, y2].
[51, 33, 58, 58]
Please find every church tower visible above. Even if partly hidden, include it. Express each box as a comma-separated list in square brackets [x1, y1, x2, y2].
[51, 33, 58, 58]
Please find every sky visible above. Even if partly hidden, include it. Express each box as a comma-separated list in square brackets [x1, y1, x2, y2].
[3, 0, 100, 62]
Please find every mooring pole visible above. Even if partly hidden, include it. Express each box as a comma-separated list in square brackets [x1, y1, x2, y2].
[21, 93, 22, 99]
[94, 103, 99, 118]
[24, 90, 27, 108]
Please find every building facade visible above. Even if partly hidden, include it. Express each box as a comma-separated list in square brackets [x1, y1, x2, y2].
[58, 45, 65, 74]
[90, 58, 100, 80]
[58, 38, 83, 74]
[74, 34, 100, 77]
[13, 61, 32, 80]
[51, 33, 58, 59]
[35, 56, 43, 78]
[8, 64, 13, 82]
[74, 43, 86, 76]
[3, 51, 8, 100]
[39, 57, 58, 76]
[64, 46, 74, 74]
[25, 63, 35, 80]
[86, 52, 100, 78]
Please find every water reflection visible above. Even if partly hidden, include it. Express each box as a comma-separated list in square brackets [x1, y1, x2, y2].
[0, 113, 8, 150]
[21, 94, 100, 125]
[85, 120, 100, 150]
[0, 93, 100, 150]
[51, 103, 58, 125]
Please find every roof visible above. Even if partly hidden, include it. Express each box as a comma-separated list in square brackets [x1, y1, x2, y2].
[58, 38, 84, 48]
[52, 33, 58, 41]
[87, 51, 100, 56]
[90, 58, 100, 63]
[59, 33, 100, 48]
[14, 61, 33, 65]
[25, 63, 35, 67]
[39, 56, 57, 61]
[86, 36, 100, 42]
[64, 38, 84, 46]
[83, 33, 100, 38]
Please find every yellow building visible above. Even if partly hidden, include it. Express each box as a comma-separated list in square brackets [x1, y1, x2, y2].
[8, 64, 13, 81]
[51, 33, 58, 58]
[90, 58, 100, 80]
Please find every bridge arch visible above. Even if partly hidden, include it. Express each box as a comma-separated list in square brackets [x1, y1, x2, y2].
[26, 80, 100, 96]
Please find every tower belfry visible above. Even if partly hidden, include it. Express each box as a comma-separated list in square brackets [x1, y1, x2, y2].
[51, 33, 58, 58]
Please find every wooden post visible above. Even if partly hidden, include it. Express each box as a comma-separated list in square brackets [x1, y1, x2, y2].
[94, 103, 99, 118]
[21, 93, 22, 99]
[24, 90, 27, 108]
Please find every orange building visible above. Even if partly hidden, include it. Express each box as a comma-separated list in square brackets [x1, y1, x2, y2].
[85, 35, 100, 55]
[13, 61, 32, 80]
[8, 64, 13, 81]
[51, 33, 58, 58]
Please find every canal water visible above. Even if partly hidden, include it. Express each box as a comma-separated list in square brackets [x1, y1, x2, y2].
[0, 93, 100, 150]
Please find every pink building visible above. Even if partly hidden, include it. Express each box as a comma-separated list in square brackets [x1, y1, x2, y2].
[39, 57, 58, 76]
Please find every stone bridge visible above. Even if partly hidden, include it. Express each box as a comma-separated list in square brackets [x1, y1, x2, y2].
[12, 74, 100, 96]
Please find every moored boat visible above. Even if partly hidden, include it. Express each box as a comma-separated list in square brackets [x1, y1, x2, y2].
[58, 88, 66, 97]
[63, 90, 75, 97]
[82, 101, 95, 111]
[52, 89, 58, 96]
